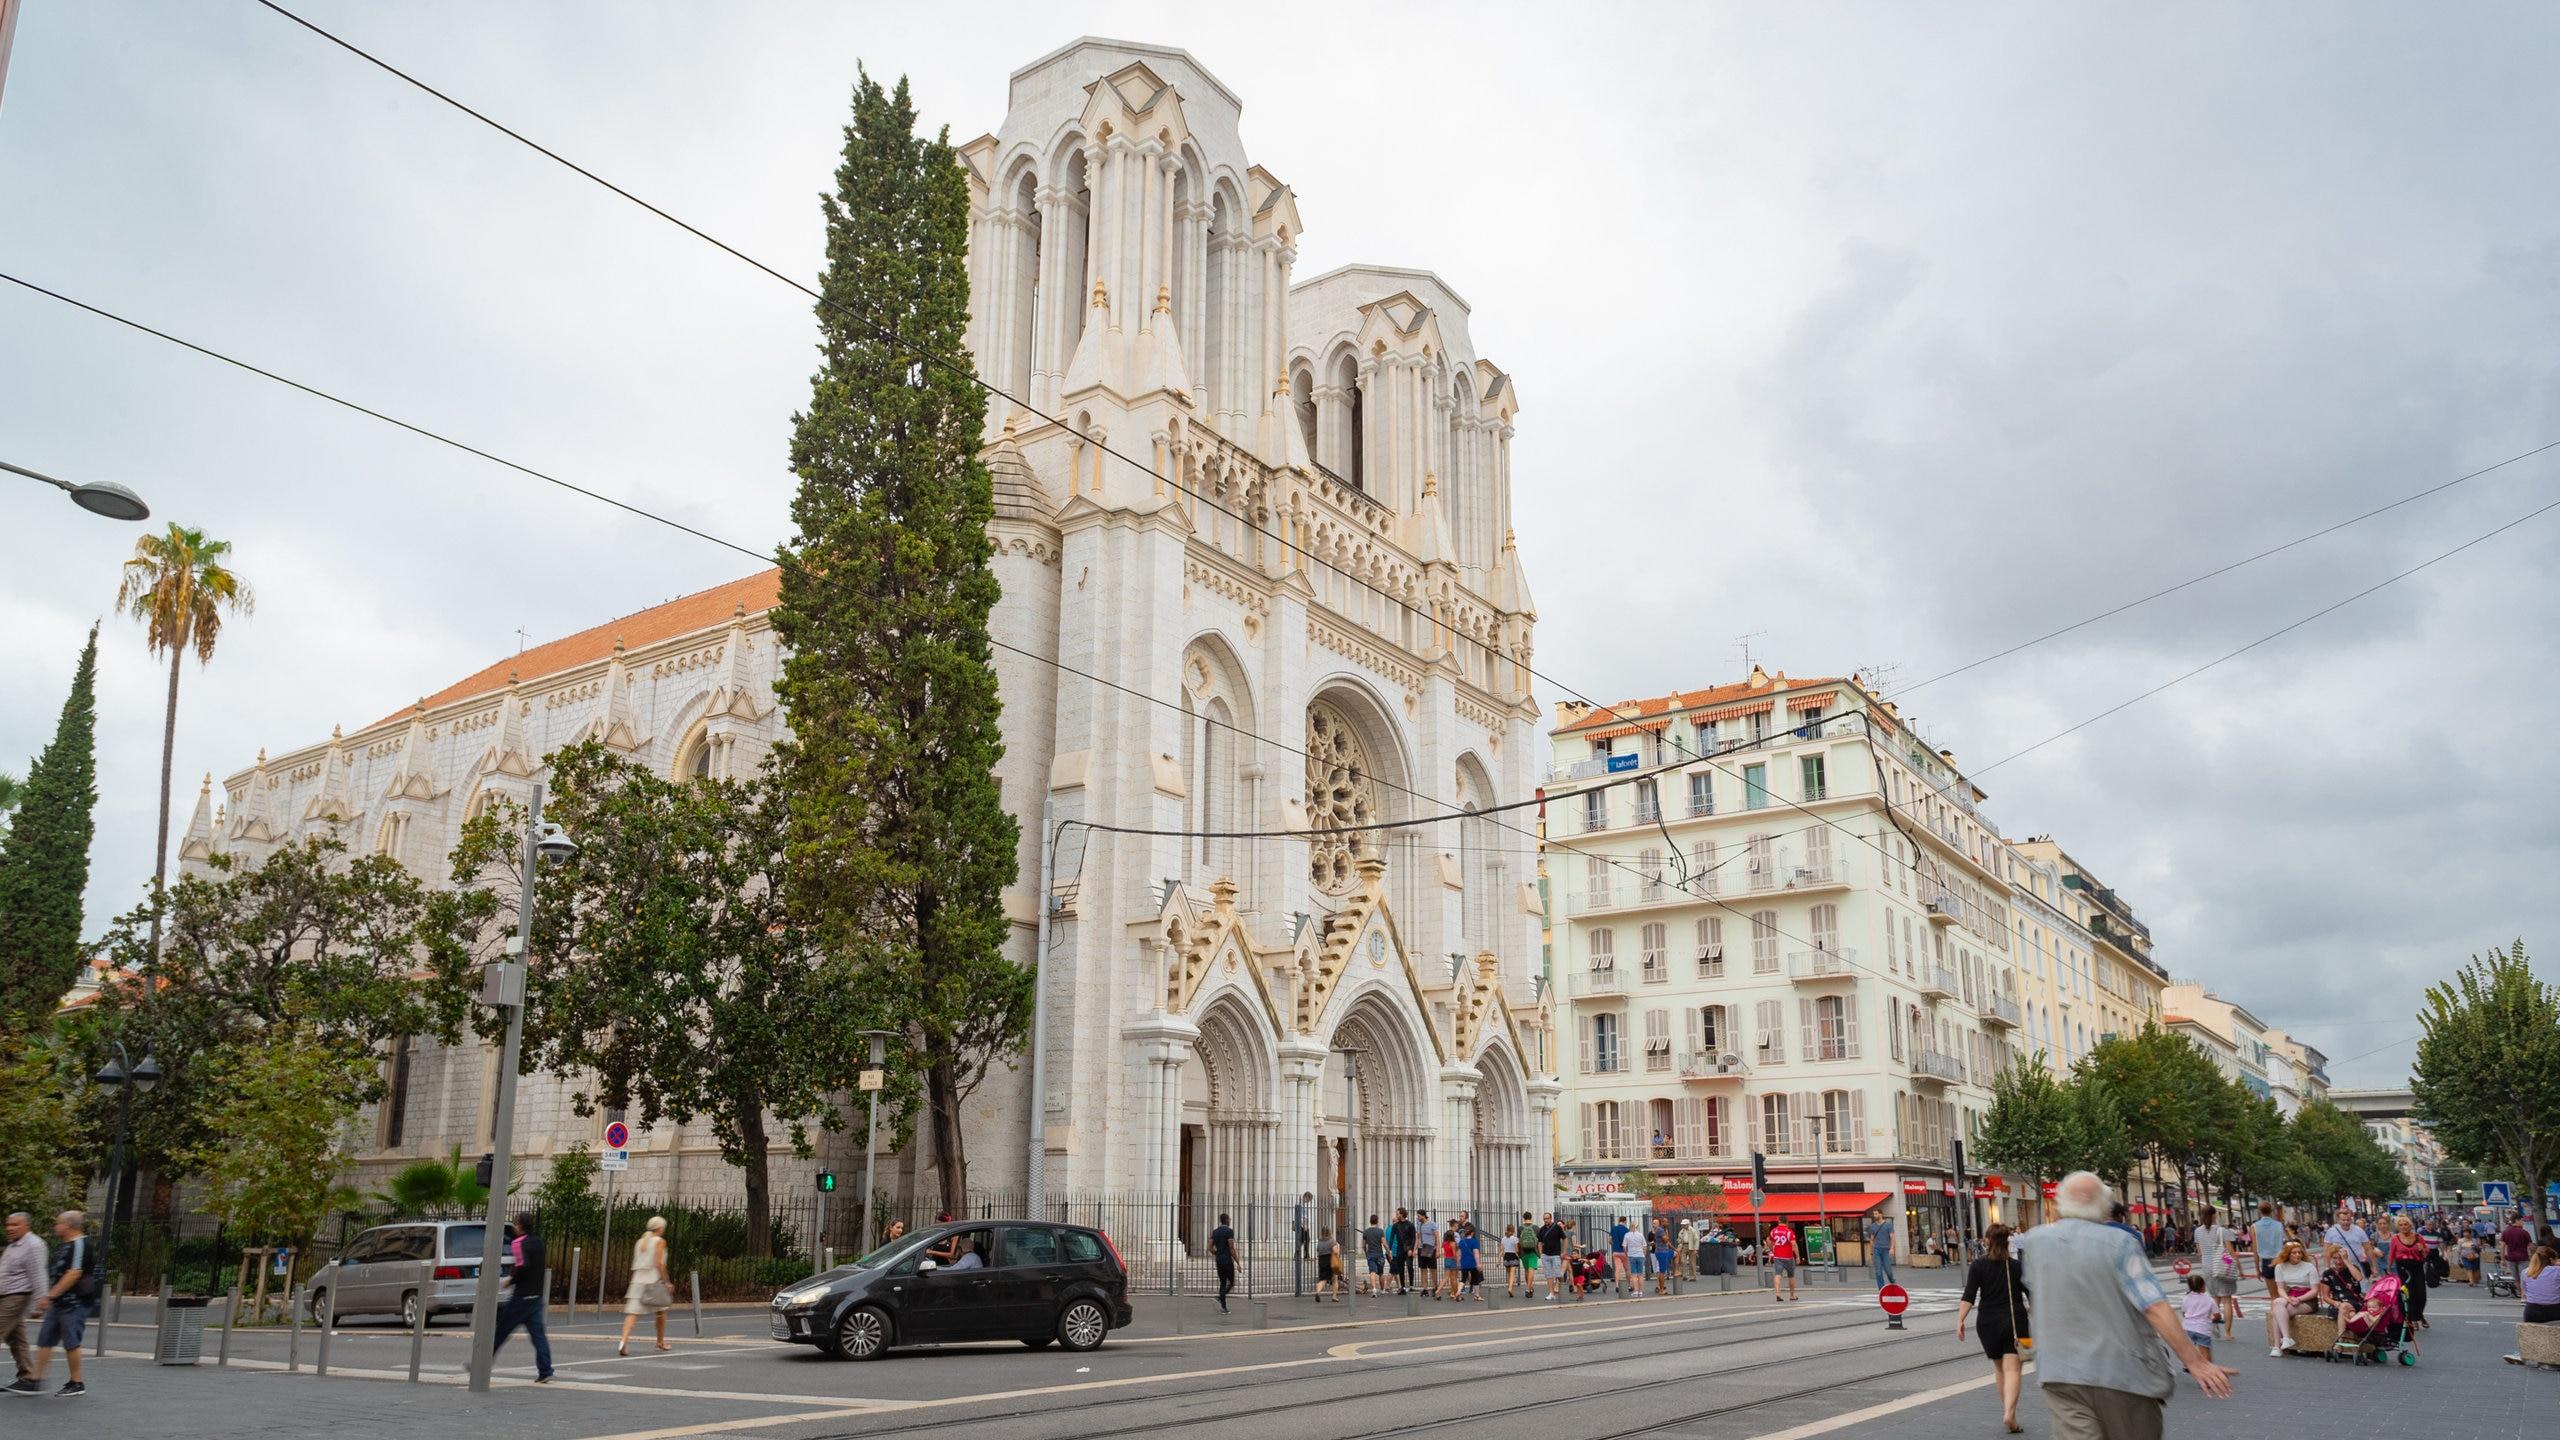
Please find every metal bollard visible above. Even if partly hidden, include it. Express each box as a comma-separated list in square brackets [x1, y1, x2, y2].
[1254, 1300, 1269, 1330]
[93, 1284, 113, 1356]
[216, 1286, 239, 1368]
[155, 1282, 171, 1340]
[566, 1248, 581, 1323]
[688, 1271, 702, 1337]
[407, 1266, 429, 1383]
[286, 1286, 306, 1372]
[315, 1289, 335, 1376]
[1405, 1287, 1418, 1316]
[822, 1246, 834, 1272]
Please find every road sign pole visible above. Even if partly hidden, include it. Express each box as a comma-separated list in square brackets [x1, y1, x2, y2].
[1879, 1282, 1909, 1329]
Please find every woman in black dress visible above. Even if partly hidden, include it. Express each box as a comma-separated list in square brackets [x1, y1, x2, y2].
[1956, 1223, 2031, 1434]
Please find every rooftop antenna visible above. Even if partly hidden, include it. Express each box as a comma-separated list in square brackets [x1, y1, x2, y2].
[1734, 631, 1768, 671]
[1859, 661, 1904, 696]
[515, 626, 531, 654]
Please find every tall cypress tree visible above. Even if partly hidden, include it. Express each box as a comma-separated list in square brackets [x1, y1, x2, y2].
[0, 625, 101, 1033]
[773, 70, 1027, 1205]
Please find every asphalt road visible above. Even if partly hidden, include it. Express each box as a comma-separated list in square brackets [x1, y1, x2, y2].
[9, 1268, 2542, 1440]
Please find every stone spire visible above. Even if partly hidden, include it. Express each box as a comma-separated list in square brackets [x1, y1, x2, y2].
[179, 773, 218, 862]
[385, 701, 444, 801]
[485, 672, 537, 778]
[586, 641, 645, 753]
[1412, 471, 1457, 569]
[303, 723, 359, 825]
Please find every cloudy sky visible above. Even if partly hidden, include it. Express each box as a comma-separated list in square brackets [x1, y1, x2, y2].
[5, 2, 2553, 1088]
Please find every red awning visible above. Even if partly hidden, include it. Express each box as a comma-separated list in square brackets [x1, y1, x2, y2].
[1715, 1192, 1892, 1222]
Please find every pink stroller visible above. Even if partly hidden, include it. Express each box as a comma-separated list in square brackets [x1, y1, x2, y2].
[2327, 1273, 2414, 1366]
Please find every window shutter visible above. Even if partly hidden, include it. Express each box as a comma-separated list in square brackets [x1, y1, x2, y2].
[1686, 1006, 1702, 1057]
[1887, 1001, 1903, 1060]
[1580, 1102, 1595, 1157]
[1846, 1004, 1862, 1060]
[1578, 1016, 1594, 1075]
[1675, 1097, 1702, 1158]
[1799, 998, 1815, 1059]
[1850, 1091, 1867, 1154]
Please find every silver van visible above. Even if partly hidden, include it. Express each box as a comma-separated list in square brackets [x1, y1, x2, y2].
[308, 1220, 514, 1326]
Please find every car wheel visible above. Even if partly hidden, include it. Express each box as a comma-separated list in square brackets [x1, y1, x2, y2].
[1021, 1336, 1054, 1349]
[307, 1289, 332, 1325]
[1057, 1299, 1109, 1352]
[399, 1291, 421, 1330]
[832, 1306, 890, 1361]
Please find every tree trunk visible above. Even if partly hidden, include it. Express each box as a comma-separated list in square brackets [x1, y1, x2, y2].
[928, 1055, 967, 1211]
[738, 1103, 772, 1259]
[146, 646, 181, 969]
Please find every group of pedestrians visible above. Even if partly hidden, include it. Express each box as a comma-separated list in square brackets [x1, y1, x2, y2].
[1295, 1202, 1752, 1304]
[2, 1210, 91, 1398]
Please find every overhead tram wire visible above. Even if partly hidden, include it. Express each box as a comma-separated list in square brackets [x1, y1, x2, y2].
[0, 268, 1875, 970]
[252, 0, 2560, 914]
[242, 0, 1942, 879]
[23, 266, 2499, 1006]
[1970, 491, 2560, 776]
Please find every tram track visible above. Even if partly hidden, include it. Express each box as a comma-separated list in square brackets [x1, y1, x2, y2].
[793, 1295, 1947, 1440]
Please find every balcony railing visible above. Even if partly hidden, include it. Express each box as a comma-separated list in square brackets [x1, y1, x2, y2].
[1580, 810, 1609, 834]
[1574, 888, 1616, 913]
[1982, 994, 2023, 1029]
[1787, 948, 1860, 983]
[1920, 965, 1959, 999]
[1787, 857, 1845, 889]
[1680, 1050, 1747, 1080]
[1568, 969, 1626, 998]
[1913, 1050, 1962, 1084]
[1925, 891, 1960, 923]
[1639, 958, 1670, 985]
[1633, 801, 1661, 825]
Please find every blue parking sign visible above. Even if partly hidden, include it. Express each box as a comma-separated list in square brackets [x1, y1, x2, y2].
[2481, 1181, 2513, 1208]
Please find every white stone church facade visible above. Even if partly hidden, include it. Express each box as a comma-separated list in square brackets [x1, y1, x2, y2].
[187, 37, 1556, 1231]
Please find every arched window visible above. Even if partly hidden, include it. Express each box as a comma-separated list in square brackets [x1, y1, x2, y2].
[1332, 352, 1366, 491]
[674, 725, 715, 784]
[1760, 1092, 1793, 1153]
[1750, 910, 1780, 974]
[1291, 365, 1317, 457]
[1204, 189, 1236, 416]
[1006, 169, 1041, 397]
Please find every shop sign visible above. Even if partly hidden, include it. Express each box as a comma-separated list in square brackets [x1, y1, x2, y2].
[1902, 1179, 1930, 1195]
[1722, 1176, 1756, 1195]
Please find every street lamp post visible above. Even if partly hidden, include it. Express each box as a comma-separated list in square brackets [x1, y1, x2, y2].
[858, 1030, 897, 1255]
[91, 1043, 161, 1351]
[466, 790, 574, 1393]
[1333, 1045, 1363, 1302]
[4, 458, 150, 521]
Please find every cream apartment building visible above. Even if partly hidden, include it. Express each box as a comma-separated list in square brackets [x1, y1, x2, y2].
[2162, 982, 2278, 1106]
[2010, 838, 2166, 1053]
[1545, 669, 2023, 1255]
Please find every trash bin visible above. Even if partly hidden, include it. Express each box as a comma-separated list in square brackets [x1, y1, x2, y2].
[1701, 1242, 1739, 1276]
[155, 1296, 212, 1365]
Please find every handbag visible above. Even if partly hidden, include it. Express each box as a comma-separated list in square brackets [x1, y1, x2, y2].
[641, 1280, 674, 1310]
[2003, 1259, 2033, 1355]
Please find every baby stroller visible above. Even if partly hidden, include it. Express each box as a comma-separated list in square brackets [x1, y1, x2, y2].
[2326, 1274, 2415, 1367]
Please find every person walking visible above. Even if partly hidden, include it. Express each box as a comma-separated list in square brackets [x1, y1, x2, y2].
[1455, 1224, 1484, 1302]
[1956, 1223, 2032, 1434]
[2385, 1216, 2432, 1331]
[1313, 1223, 1338, 1301]
[1210, 1213, 1237, 1313]
[1869, 1211, 1896, 1290]
[24, 1212, 92, 1398]
[1391, 1208, 1416, 1294]
[1, 1213, 45, 1395]
[2190, 1206, 2241, 1336]
[2501, 1212, 2533, 1274]
[1414, 1211, 1439, 1299]
[1538, 1213, 1567, 1299]
[1361, 1214, 1386, 1297]
[1650, 1219, 1673, 1295]
[1500, 1224, 1521, 1297]
[2026, 1173, 2230, 1440]
[1676, 1217, 1699, 1281]
[1767, 1220, 1800, 1302]
[491, 1210, 554, 1382]
[2323, 1208, 2372, 1280]
[2249, 1203, 2286, 1311]
[1293, 1192, 1312, 1264]
[1440, 1222, 1461, 1299]
[617, 1216, 673, 1356]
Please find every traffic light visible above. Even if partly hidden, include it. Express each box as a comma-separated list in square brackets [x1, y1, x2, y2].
[1750, 1150, 1768, 1194]
[475, 1152, 495, 1189]
[817, 1170, 838, 1194]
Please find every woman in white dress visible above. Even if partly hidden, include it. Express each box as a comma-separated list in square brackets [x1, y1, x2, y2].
[617, 1216, 673, 1356]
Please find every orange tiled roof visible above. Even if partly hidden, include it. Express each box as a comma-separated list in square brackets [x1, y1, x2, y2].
[1553, 673, 1849, 736]
[374, 569, 781, 729]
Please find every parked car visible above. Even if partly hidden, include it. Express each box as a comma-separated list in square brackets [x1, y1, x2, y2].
[308, 1220, 515, 1326]
[770, 1220, 1132, 1359]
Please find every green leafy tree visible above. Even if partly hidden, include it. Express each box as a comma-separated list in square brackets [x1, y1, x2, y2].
[0, 1027, 86, 1211]
[0, 770, 23, 831]
[771, 70, 1027, 1204]
[178, 1021, 372, 1249]
[532, 1142, 604, 1242]
[2412, 940, 2560, 1215]
[2070, 1080, 2139, 1187]
[0, 627, 100, 1033]
[84, 834, 494, 1175]
[117, 524, 253, 969]
[2289, 1099, 2406, 1206]
[454, 741, 867, 1254]
[1976, 1054, 2084, 1187]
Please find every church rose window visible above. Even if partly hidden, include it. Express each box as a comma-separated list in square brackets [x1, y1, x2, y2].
[1306, 699, 1377, 894]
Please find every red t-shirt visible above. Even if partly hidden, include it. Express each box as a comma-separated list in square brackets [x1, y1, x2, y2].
[1770, 1225, 1798, 1260]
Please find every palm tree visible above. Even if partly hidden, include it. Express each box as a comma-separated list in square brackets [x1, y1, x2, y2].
[117, 525, 253, 961]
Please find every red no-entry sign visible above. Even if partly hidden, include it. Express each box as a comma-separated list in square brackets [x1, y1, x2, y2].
[1878, 1284, 1910, 1316]
[2173, 1260, 2192, 1277]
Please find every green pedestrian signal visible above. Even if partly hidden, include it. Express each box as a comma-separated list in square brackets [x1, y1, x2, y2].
[817, 1170, 837, 1194]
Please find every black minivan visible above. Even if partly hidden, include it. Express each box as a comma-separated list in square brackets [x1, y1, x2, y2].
[769, 1220, 1132, 1360]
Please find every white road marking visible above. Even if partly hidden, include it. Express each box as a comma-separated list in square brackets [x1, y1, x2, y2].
[1742, 1363, 2028, 1440]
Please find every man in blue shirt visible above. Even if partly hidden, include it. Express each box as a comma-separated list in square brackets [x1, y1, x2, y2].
[1608, 1217, 1631, 1295]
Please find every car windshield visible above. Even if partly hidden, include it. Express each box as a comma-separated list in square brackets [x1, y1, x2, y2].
[853, 1234, 929, 1270]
